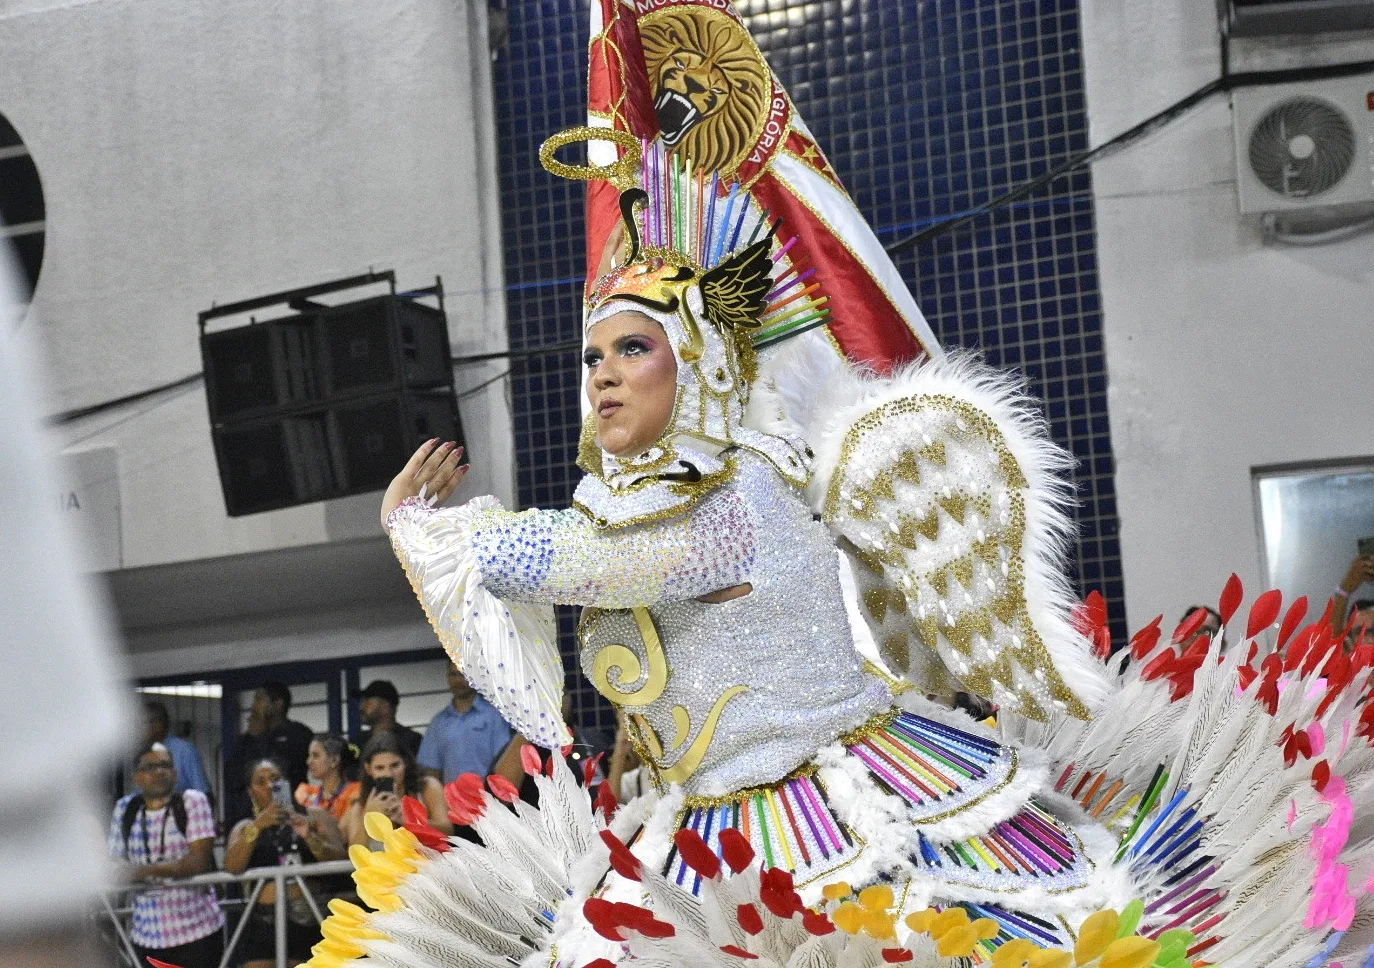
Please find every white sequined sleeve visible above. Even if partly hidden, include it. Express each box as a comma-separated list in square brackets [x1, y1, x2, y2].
[386, 495, 571, 748]
[409, 488, 756, 609]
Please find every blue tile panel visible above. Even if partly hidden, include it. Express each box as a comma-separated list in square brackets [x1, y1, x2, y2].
[490, 0, 1123, 731]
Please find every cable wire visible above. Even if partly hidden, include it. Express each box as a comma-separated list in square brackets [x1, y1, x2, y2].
[883, 58, 1374, 255]
[458, 368, 511, 399]
[48, 341, 580, 425]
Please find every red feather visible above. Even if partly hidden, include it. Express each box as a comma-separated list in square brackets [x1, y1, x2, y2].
[759, 867, 803, 917]
[720, 828, 756, 873]
[583, 751, 606, 787]
[674, 828, 722, 880]
[802, 909, 836, 935]
[583, 898, 625, 941]
[401, 795, 429, 828]
[882, 949, 915, 963]
[1172, 607, 1208, 645]
[520, 743, 543, 775]
[403, 822, 451, 853]
[1130, 616, 1163, 660]
[1073, 591, 1107, 635]
[737, 903, 765, 935]
[594, 781, 620, 823]
[1246, 589, 1283, 641]
[1277, 596, 1308, 650]
[444, 774, 486, 824]
[720, 945, 759, 959]
[612, 902, 675, 938]
[487, 774, 520, 804]
[1141, 648, 1177, 682]
[1218, 573, 1244, 626]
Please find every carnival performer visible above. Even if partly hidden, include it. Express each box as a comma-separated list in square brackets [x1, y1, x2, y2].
[301, 3, 1374, 965]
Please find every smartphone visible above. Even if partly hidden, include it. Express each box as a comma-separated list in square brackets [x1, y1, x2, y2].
[270, 778, 293, 813]
[1358, 536, 1374, 559]
[373, 776, 395, 795]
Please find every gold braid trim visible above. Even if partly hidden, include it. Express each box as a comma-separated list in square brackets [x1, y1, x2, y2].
[681, 763, 819, 809]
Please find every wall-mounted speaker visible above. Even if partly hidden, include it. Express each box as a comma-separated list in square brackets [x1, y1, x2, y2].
[199, 273, 464, 517]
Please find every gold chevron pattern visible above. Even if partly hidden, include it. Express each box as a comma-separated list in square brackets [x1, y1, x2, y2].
[824, 394, 1090, 721]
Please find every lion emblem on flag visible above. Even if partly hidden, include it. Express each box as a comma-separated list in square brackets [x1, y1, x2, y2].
[640, 6, 770, 176]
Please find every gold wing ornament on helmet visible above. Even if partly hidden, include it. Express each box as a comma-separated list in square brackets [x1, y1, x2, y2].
[747, 343, 1111, 722]
[698, 237, 774, 333]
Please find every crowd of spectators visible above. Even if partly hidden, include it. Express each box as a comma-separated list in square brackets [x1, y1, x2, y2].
[106, 671, 517, 967]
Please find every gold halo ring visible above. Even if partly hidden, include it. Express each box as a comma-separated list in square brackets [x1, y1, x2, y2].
[539, 126, 642, 187]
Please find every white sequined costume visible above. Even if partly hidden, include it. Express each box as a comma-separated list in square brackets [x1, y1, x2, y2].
[326, 141, 1374, 968]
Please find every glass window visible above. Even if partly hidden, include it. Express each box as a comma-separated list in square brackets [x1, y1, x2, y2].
[0, 111, 45, 306]
[356, 658, 452, 734]
[1254, 460, 1374, 614]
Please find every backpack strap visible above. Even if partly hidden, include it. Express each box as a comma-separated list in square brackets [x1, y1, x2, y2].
[169, 792, 188, 839]
[119, 794, 146, 855]
[120, 792, 191, 857]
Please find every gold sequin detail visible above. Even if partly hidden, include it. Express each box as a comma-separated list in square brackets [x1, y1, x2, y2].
[823, 394, 1090, 721]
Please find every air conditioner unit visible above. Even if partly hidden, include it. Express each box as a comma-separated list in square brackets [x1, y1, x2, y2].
[1220, 0, 1374, 37]
[1233, 74, 1374, 215]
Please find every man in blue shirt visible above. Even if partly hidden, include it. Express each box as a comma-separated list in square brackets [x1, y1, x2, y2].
[417, 663, 513, 784]
[143, 700, 212, 795]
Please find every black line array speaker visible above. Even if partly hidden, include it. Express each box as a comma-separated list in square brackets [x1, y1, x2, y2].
[201, 284, 463, 517]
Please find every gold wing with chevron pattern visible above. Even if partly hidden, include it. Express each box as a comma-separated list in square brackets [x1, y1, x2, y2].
[812, 361, 1110, 722]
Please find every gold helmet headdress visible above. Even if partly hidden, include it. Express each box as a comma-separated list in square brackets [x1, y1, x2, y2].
[545, 135, 830, 495]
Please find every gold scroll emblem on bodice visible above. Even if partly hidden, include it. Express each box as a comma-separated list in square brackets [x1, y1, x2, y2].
[585, 606, 747, 787]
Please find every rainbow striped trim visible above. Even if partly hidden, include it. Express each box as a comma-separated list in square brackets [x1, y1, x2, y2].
[914, 800, 1093, 894]
[637, 140, 832, 348]
[846, 711, 1018, 823]
[665, 774, 863, 896]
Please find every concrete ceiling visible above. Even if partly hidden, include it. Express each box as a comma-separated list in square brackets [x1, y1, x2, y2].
[104, 535, 414, 635]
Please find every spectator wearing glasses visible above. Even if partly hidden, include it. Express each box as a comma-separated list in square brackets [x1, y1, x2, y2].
[107, 743, 223, 968]
[142, 699, 211, 795]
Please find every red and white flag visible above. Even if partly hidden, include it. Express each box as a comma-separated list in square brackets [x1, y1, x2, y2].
[584, 0, 940, 371]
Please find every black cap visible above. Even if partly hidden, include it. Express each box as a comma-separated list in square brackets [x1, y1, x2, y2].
[355, 680, 400, 707]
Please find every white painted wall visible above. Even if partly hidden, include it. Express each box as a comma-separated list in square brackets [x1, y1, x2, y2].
[0, 0, 513, 573]
[1079, 4, 1374, 628]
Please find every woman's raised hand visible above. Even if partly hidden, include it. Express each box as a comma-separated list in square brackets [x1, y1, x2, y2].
[364, 789, 404, 824]
[380, 439, 469, 528]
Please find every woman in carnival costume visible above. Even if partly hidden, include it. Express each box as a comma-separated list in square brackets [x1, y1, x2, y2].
[287, 121, 1374, 968]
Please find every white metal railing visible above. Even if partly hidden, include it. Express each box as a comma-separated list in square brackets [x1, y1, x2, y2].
[98, 859, 355, 968]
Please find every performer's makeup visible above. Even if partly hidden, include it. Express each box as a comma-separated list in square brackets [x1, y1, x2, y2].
[585, 309, 678, 458]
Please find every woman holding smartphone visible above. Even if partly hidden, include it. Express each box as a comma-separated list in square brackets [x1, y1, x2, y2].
[224, 758, 346, 967]
[342, 732, 451, 847]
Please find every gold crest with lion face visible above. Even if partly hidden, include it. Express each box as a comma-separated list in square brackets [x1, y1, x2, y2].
[640, 7, 770, 176]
